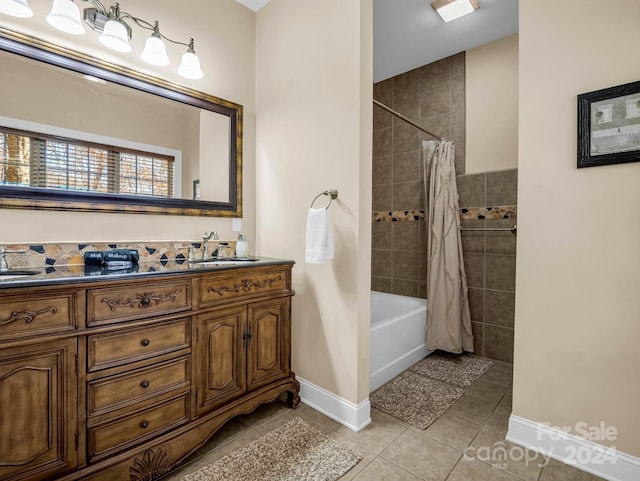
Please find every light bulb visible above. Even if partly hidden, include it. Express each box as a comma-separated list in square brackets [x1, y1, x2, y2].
[0, 0, 33, 18]
[99, 18, 132, 53]
[141, 32, 170, 67]
[46, 0, 84, 35]
[178, 41, 203, 80]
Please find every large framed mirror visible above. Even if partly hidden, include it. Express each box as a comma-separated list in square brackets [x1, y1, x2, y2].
[0, 27, 242, 217]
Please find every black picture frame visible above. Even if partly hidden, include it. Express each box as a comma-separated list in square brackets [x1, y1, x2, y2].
[577, 80, 640, 168]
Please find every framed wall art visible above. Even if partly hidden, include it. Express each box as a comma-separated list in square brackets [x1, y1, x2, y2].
[577, 80, 640, 168]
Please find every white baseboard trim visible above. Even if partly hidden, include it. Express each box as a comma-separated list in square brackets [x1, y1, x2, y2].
[507, 415, 640, 481]
[297, 376, 371, 432]
[370, 345, 431, 392]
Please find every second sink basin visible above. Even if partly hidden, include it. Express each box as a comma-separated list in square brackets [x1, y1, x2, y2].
[0, 269, 41, 276]
[192, 257, 259, 264]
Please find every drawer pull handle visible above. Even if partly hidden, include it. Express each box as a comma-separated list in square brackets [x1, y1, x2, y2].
[141, 338, 150, 346]
[140, 380, 150, 388]
[140, 421, 149, 429]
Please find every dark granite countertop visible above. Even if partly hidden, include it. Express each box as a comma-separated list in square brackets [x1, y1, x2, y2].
[0, 257, 294, 289]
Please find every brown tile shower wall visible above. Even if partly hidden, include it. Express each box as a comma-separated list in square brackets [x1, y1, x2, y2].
[372, 52, 466, 298]
[371, 52, 517, 364]
[458, 169, 518, 363]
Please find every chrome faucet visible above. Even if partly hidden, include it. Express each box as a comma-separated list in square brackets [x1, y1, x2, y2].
[202, 230, 219, 259]
[0, 248, 26, 272]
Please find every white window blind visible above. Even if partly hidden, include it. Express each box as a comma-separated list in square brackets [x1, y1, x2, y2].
[0, 127, 174, 198]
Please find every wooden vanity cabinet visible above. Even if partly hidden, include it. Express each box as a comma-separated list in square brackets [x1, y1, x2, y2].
[196, 296, 291, 415]
[0, 339, 78, 481]
[0, 262, 298, 481]
[247, 297, 291, 391]
[196, 306, 247, 413]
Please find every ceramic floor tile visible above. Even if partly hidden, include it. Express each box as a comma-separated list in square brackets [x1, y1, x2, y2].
[381, 429, 461, 481]
[479, 366, 513, 387]
[159, 357, 602, 481]
[538, 458, 607, 481]
[235, 399, 291, 428]
[194, 416, 252, 455]
[420, 412, 482, 450]
[446, 457, 524, 481]
[331, 409, 408, 455]
[295, 403, 343, 432]
[467, 425, 546, 481]
[446, 392, 497, 424]
[464, 379, 509, 405]
[497, 388, 513, 411]
[351, 456, 424, 481]
[487, 359, 514, 373]
[253, 403, 342, 435]
[484, 405, 511, 433]
[252, 408, 304, 435]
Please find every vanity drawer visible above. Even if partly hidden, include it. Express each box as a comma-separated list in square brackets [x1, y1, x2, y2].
[0, 291, 77, 341]
[88, 356, 191, 417]
[87, 279, 191, 326]
[88, 394, 190, 461]
[87, 319, 191, 372]
[198, 267, 290, 307]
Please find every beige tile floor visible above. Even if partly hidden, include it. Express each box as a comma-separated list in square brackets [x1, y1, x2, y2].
[166, 359, 605, 481]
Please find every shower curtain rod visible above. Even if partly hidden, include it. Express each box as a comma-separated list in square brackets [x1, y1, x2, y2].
[373, 99, 442, 140]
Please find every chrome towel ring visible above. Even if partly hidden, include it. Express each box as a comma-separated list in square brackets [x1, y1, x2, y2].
[310, 189, 338, 209]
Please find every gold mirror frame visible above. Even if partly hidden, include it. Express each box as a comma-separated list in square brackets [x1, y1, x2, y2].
[0, 27, 242, 217]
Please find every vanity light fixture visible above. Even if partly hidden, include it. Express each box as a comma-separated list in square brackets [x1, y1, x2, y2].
[431, 0, 479, 23]
[0, 0, 33, 18]
[47, 0, 85, 35]
[0, 0, 204, 79]
[95, 3, 131, 52]
[140, 21, 169, 66]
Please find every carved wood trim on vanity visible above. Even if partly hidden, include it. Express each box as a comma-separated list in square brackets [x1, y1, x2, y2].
[0, 305, 57, 325]
[0, 262, 298, 481]
[101, 289, 183, 311]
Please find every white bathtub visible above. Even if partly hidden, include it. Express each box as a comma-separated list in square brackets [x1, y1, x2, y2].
[370, 291, 433, 392]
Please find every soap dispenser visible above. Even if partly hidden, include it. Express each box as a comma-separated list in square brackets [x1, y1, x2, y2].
[235, 234, 249, 258]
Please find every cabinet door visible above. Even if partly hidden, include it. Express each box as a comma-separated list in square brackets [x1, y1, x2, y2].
[0, 339, 77, 481]
[196, 306, 246, 415]
[247, 297, 291, 391]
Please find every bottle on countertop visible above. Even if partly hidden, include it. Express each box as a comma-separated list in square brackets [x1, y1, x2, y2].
[235, 234, 249, 258]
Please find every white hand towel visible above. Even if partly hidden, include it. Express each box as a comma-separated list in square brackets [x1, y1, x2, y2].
[305, 207, 334, 264]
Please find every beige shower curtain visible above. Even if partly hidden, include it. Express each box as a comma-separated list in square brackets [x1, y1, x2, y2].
[423, 140, 474, 353]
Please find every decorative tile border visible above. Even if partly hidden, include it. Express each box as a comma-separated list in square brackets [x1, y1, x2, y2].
[460, 205, 517, 220]
[0, 240, 236, 269]
[373, 210, 425, 222]
[372, 205, 517, 222]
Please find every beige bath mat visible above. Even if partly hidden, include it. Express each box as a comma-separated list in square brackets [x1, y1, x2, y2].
[370, 370, 464, 429]
[180, 417, 361, 481]
[410, 352, 493, 387]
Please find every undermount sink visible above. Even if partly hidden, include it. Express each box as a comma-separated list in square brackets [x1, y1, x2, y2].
[0, 269, 41, 280]
[0, 269, 40, 276]
[191, 257, 259, 265]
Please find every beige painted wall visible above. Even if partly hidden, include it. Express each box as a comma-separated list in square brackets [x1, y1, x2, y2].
[0, 0, 256, 244]
[515, 0, 640, 456]
[466, 34, 518, 174]
[255, 0, 372, 404]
